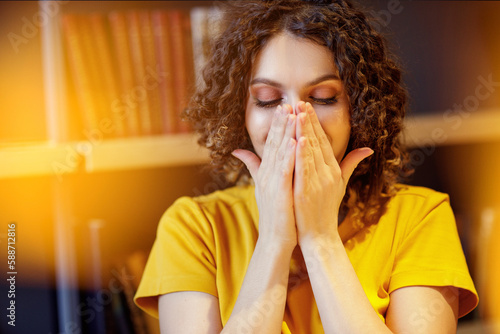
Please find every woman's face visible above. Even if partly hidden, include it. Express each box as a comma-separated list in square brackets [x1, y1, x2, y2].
[245, 33, 351, 162]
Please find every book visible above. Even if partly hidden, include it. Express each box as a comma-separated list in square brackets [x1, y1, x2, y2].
[111, 251, 160, 334]
[180, 10, 195, 133]
[190, 7, 223, 89]
[139, 11, 164, 135]
[168, 10, 193, 133]
[88, 13, 126, 138]
[127, 11, 152, 136]
[78, 14, 110, 139]
[108, 11, 141, 137]
[126, 251, 161, 334]
[111, 257, 149, 334]
[61, 14, 99, 135]
[62, 7, 211, 138]
[151, 10, 177, 134]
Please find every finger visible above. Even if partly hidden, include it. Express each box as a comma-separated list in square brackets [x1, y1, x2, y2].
[295, 102, 305, 139]
[262, 105, 288, 166]
[296, 103, 323, 170]
[277, 109, 296, 162]
[232, 149, 261, 180]
[294, 136, 316, 193]
[339, 147, 374, 184]
[283, 104, 295, 140]
[280, 138, 296, 185]
[305, 102, 336, 166]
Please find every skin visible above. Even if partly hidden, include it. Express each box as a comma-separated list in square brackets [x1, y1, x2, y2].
[158, 33, 459, 333]
[239, 33, 369, 248]
[244, 32, 352, 163]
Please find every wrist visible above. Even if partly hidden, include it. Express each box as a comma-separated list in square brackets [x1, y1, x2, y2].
[299, 232, 343, 260]
[256, 233, 296, 257]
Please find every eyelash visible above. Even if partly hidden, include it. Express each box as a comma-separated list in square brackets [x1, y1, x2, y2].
[310, 96, 338, 105]
[254, 98, 282, 108]
[253, 96, 338, 108]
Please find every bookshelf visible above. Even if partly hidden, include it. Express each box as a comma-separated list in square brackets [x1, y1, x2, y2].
[0, 1, 214, 333]
[1, 0, 497, 180]
[0, 134, 209, 179]
[2, 0, 216, 179]
[403, 108, 500, 148]
[2, 109, 499, 179]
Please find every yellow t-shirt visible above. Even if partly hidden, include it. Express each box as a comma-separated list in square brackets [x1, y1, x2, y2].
[134, 184, 478, 333]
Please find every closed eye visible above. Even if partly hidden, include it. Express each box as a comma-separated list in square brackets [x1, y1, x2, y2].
[254, 98, 282, 108]
[310, 96, 338, 105]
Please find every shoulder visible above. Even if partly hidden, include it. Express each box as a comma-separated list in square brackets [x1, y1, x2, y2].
[171, 184, 255, 214]
[376, 184, 455, 238]
[392, 184, 449, 202]
[388, 184, 450, 214]
[382, 185, 479, 317]
[159, 184, 256, 229]
[192, 184, 256, 207]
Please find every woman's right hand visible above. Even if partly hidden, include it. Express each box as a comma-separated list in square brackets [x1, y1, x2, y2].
[232, 104, 297, 250]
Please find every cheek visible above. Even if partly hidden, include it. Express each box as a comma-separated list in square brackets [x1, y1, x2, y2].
[245, 106, 273, 157]
[317, 111, 351, 161]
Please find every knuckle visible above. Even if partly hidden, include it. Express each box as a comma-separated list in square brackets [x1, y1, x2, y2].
[317, 134, 328, 147]
[330, 167, 341, 179]
[267, 138, 278, 150]
[280, 167, 292, 178]
[301, 165, 309, 177]
[306, 148, 314, 160]
[324, 176, 335, 188]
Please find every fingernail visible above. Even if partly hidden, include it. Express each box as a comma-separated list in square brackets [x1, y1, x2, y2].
[299, 112, 307, 124]
[297, 101, 304, 112]
[283, 104, 292, 115]
[362, 148, 374, 155]
[287, 114, 296, 125]
[306, 102, 313, 114]
[299, 136, 307, 147]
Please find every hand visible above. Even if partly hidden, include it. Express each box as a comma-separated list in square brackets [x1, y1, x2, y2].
[293, 102, 373, 246]
[232, 105, 298, 249]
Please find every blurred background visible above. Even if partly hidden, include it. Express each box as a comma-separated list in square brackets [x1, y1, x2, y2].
[0, 1, 499, 333]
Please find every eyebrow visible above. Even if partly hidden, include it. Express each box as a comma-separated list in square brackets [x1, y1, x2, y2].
[250, 74, 340, 88]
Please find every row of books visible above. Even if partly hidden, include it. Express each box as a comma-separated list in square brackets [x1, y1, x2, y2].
[109, 252, 159, 334]
[61, 7, 221, 139]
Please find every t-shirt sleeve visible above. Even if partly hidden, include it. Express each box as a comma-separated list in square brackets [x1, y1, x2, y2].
[134, 196, 217, 318]
[388, 193, 479, 318]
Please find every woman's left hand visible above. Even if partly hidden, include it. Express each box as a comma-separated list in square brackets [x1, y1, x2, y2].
[293, 102, 373, 246]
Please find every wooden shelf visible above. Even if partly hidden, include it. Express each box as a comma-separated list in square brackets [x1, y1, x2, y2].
[82, 133, 209, 172]
[0, 141, 71, 179]
[0, 133, 209, 179]
[2, 110, 500, 180]
[403, 109, 500, 148]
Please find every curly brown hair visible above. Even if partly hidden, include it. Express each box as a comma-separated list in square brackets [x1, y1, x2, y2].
[184, 0, 412, 226]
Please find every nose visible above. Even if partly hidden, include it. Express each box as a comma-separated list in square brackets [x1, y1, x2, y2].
[284, 92, 301, 114]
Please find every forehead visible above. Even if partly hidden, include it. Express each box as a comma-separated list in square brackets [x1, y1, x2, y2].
[251, 33, 338, 82]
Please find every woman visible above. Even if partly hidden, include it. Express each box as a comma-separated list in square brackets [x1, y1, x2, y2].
[134, 0, 478, 332]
